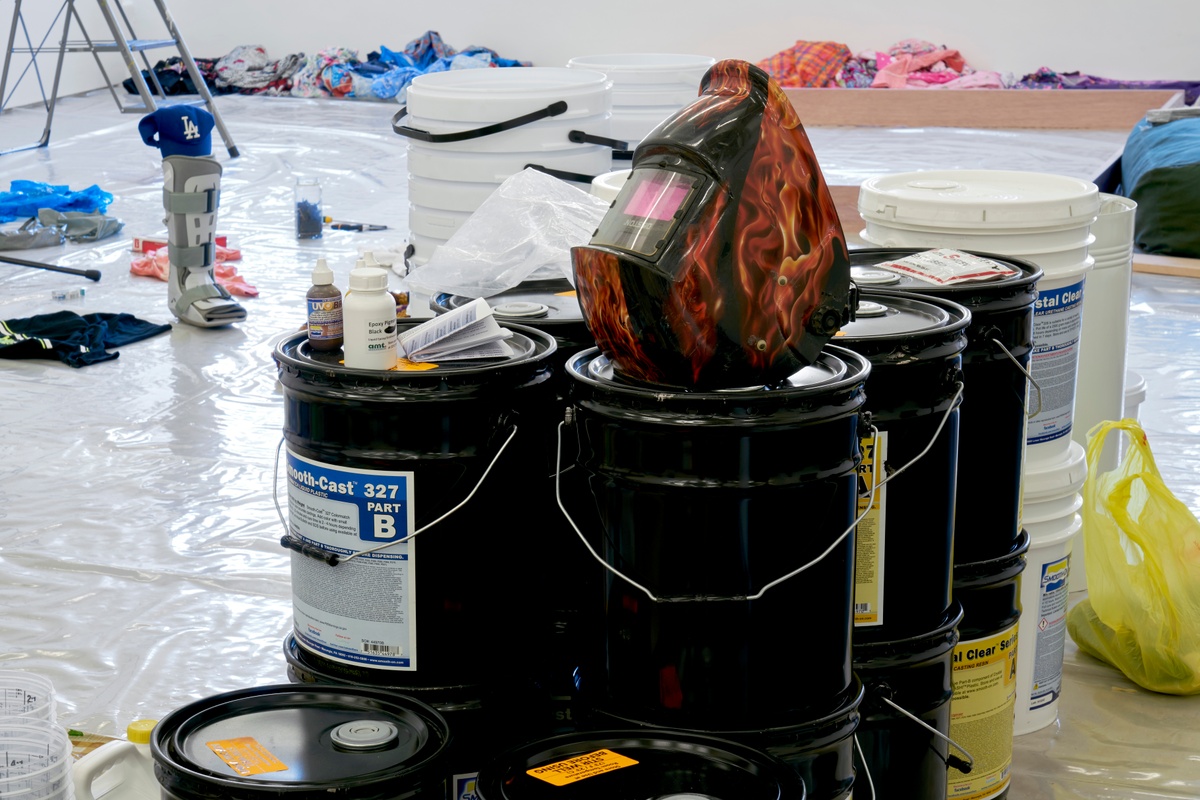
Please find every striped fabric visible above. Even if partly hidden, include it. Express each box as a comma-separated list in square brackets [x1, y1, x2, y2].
[757, 40, 853, 88]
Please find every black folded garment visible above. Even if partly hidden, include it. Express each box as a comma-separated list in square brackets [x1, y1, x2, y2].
[0, 310, 171, 367]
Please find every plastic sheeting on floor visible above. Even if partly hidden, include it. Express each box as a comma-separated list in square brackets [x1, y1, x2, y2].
[0, 90, 1198, 798]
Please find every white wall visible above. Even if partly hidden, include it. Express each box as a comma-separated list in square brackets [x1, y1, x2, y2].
[4, 0, 1196, 112]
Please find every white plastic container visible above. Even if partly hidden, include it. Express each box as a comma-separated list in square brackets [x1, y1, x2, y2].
[0, 717, 73, 800]
[1119, 369, 1148, 464]
[1016, 440, 1086, 734]
[566, 53, 714, 147]
[1072, 194, 1137, 475]
[1025, 256, 1094, 466]
[857, 169, 1100, 463]
[399, 67, 615, 266]
[342, 265, 397, 370]
[72, 720, 159, 800]
[591, 169, 631, 203]
[0, 670, 57, 720]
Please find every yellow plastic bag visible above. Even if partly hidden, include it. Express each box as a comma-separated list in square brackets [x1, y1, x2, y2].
[1066, 418, 1200, 695]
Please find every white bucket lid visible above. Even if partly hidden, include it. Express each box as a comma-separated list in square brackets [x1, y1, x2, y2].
[567, 53, 715, 86]
[591, 169, 631, 202]
[1125, 370, 1147, 405]
[407, 67, 612, 122]
[858, 170, 1101, 229]
[1023, 439, 1088, 502]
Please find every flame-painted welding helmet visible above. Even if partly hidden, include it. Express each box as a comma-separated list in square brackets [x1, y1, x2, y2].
[572, 59, 854, 388]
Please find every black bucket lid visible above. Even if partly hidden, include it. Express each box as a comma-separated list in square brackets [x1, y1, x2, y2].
[429, 279, 583, 326]
[837, 291, 971, 342]
[566, 344, 870, 423]
[151, 684, 450, 800]
[475, 729, 807, 800]
[272, 321, 557, 392]
[848, 247, 1041, 312]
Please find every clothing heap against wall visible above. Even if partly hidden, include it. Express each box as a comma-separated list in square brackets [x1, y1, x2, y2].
[124, 30, 1200, 105]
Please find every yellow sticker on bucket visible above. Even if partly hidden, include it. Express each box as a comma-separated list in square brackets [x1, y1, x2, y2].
[394, 358, 439, 371]
[526, 748, 639, 786]
[206, 737, 288, 776]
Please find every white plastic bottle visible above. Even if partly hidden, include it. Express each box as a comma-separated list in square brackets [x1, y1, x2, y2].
[71, 719, 160, 800]
[342, 262, 397, 370]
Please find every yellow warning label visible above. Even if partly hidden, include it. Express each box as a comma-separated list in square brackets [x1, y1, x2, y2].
[554, 290, 578, 297]
[948, 624, 1019, 800]
[394, 358, 439, 371]
[527, 749, 639, 786]
[206, 737, 288, 777]
[854, 432, 886, 626]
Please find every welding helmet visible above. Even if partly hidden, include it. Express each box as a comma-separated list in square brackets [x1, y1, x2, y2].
[572, 59, 854, 388]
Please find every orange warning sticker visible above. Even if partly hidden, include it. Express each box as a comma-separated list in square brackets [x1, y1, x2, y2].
[554, 290, 578, 297]
[206, 737, 288, 777]
[526, 749, 638, 786]
[394, 358, 439, 371]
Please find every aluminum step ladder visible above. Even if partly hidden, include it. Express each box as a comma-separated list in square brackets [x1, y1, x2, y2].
[1, 0, 238, 156]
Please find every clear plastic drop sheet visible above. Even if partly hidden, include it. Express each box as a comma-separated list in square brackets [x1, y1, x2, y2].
[0, 91, 1197, 798]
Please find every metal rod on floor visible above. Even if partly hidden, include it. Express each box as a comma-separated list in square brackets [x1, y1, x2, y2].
[0, 252, 101, 281]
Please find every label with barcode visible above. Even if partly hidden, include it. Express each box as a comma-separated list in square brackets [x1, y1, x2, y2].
[362, 641, 402, 655]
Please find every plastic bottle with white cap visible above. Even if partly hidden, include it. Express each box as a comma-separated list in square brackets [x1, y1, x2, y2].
[342, 260, 397, 370]
[71, 719, 160, 800]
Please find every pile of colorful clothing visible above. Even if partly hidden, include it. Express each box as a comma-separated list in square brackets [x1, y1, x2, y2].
[123, 30, 531, 103]
[758, 38, 1200, 100]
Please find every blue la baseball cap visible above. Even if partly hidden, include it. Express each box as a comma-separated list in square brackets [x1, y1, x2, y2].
[138, 105, 214, 158]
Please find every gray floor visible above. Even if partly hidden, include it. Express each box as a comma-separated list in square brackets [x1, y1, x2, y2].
[1, 89, 1198, 799]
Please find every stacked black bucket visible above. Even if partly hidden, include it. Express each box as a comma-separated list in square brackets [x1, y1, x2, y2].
[265, 55, 1045, 800]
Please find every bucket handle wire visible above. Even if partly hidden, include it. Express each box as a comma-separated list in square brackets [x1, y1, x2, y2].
[392, 101, 570, 143]
[875, 694, 975, 773]
[273, 425, 519, 566]
[555, 382, 962, 604]
[989, 335, 1043, 419]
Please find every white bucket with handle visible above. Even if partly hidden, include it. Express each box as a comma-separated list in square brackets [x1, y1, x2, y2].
[394, 67, 619, 267]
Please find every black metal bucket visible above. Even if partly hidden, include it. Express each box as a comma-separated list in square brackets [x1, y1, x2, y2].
[562, 345, 870, 731]
[151, 684, 450, 800]
[271, 324, 574, 743]
[849, 248, 1041, 566]
[854, 602, 964, 800]
[835, 289, 970, 642]
[475, 729, 808, 800]
[946, 530, 1030, 800]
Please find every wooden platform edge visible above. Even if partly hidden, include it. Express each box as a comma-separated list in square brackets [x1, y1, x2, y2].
[1132, 253, 1200, 279]
[784, 88, 1182, 130]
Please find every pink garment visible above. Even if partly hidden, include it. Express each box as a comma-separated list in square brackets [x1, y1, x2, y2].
[130, 245, 258, 297]
[872, 48, 968, 89]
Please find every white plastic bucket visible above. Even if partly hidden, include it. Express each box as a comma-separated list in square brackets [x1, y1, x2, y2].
[0, 717, 74, 800]
[1119, 369, 1148, 464]
[591, 169, 631, 203]
[1015, 440, 1086, 734]
[0, 672, 57, 720]
[397, 67, 616, 266]
[567, 53, 713, 146]
[1072, 194, 1137, 475]
[1026, 256, 1094, 465]
[856, 170, 1101, 466]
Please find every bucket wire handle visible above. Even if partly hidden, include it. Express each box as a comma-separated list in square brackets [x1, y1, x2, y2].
[274, 426, 519, 566]
[391, 101, 569, 143]
[853, 734, 876, 800]
[990, 336, 1042, 419]
[871, 382, 964, 490]
[553, 419, 880, 604]
[877, 695, 975, 773]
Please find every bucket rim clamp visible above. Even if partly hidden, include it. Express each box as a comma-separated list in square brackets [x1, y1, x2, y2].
[391, 100, 569, 143]
[272, 426, 519, 566]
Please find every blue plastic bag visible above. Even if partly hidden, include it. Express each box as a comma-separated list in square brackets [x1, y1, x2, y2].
[0, 181, 114, 223]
